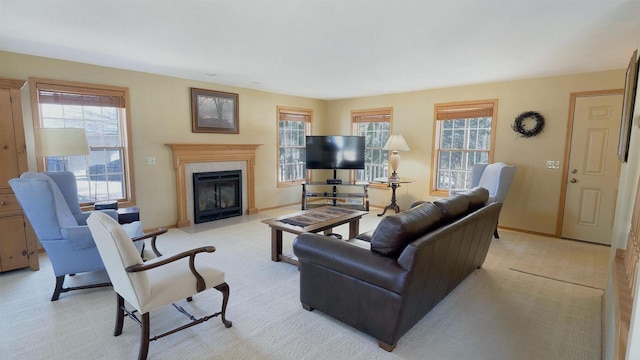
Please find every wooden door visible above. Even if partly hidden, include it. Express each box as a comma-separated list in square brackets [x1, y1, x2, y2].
[561, 93, 623, 244]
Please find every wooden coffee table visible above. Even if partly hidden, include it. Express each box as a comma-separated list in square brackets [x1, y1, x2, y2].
[262, 206, 368, 267]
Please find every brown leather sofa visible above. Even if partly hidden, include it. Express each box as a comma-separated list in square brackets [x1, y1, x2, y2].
[292, 187, 502, 351]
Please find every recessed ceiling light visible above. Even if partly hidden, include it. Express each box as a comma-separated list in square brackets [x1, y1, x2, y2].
[206, 73, 216, 77]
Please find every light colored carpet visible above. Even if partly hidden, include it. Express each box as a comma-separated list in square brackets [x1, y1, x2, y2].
[489, 230, 609, 290]
[0, 208, 607, 360]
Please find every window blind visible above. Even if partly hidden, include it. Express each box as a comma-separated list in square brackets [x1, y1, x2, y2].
[435, 103, 494, 120]
[279, 111, 311, 122]
[38, 90, 126, 108]
[352, 109, 391, 123]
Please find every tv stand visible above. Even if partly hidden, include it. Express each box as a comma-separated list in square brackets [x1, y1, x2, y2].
[302, 178, 369, 211]
[325, 170, 342, 184]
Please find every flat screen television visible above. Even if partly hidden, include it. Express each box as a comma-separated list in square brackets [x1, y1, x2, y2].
[305, 135, 365, 170]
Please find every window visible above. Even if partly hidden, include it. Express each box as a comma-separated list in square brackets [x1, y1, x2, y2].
[351, 108, 392, 183]
[30, 78, 134, 206]
[277, 106, 311, 186]
[431, 99, 498, 195]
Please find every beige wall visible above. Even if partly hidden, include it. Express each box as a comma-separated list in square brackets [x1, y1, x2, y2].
[328, 71, 624, 235]
[1, 50, 327, 228]
[1, 50, 626, 235]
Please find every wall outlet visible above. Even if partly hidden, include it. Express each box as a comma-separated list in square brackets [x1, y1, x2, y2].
[146, 156, 156, 165]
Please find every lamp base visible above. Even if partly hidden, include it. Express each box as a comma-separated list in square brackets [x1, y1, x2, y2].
[388, 151, 402, 182]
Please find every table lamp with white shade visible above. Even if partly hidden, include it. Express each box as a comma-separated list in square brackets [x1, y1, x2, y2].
[35, 128, 90, 170]
[383, 134, 410, 182]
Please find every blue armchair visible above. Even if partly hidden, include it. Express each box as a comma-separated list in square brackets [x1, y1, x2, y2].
[9, 171, 144, 301]
[450, 162, 516, 238]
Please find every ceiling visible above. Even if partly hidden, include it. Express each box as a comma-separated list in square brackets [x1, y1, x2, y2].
[1, 1, 640, 100]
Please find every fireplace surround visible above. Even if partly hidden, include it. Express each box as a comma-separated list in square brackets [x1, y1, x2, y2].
[167, 143, 260, 228]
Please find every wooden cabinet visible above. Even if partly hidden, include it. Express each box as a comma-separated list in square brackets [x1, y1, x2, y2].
[0, 78, 39, 272]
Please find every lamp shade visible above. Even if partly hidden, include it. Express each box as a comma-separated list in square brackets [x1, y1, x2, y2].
[35, 128, 90, 157]
[383, 134, 410, 152]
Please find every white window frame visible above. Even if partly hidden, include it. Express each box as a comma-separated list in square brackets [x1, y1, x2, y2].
[351, 108, 392, 186]
[277, 106, 312, 187]
[431, 99, 498, 196]
[30, 77, 135, 207]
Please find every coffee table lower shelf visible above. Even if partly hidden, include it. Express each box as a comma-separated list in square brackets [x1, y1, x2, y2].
[279, 252, 300, 267]
[262, 206, 368, 268]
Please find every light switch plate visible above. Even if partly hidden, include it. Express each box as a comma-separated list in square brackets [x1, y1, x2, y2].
[546, 160, 560, 169]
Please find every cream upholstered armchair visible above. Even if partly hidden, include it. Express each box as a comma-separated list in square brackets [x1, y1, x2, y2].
[86, 212, 232, 360]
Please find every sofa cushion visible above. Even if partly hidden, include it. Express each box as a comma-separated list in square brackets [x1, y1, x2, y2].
[370, 202, 443, 256]
[459, 187, 489, 211]
[434, 195, 470, 223]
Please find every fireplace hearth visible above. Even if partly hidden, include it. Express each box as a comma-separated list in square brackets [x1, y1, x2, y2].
[193, 170, 242, 224]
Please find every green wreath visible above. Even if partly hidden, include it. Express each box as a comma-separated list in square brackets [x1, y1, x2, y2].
[512, 111, 545, 138]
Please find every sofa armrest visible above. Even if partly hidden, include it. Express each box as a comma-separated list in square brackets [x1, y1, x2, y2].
[293, 233, 409, 294]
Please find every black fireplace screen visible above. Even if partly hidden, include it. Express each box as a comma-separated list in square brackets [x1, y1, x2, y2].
[193, 170, 242, 224]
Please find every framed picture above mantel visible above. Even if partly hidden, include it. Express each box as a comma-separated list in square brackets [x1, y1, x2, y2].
[191, 88, 239, 134]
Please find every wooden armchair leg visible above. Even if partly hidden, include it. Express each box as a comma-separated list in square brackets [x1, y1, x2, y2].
[138, 313, 150, 360]
[214, 282, 233, 328]
[114, 294, 125, 336]
[51, 275, 66, 301]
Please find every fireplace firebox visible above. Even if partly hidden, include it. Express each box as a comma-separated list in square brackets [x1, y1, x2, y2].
[193, 170, 242, 224]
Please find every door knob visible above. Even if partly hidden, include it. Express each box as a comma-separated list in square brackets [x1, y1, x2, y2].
[570, 178, 577, 183]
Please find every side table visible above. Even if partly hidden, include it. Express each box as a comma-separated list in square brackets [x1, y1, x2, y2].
[373, 177, 415, 216]
[117, 207, 140, 224]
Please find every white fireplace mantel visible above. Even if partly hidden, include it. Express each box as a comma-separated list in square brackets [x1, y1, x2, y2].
[167, 143, 261, 228]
